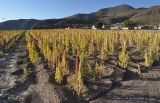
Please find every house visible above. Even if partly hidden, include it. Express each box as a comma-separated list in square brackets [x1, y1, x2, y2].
[100, 25, 110, 29]
[134, 26, 144, 30]
[83, 26, 89, 29]
[92, 25, 97, 29]
[110, 26, 121, 30]
[134, 26, 151, 30]
[138, 26, 143, 30]
[153, 26, 158, 30]
[65, 27, 70, 29]
[134, 27, 138, 30]
[121, 27, 129, 30]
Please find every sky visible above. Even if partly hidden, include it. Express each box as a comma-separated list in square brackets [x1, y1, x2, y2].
[0, 0, 160, 21]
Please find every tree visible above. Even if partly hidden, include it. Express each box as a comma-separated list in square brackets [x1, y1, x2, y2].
[123, 20, 136, 27]
[94, 22, 104, 28]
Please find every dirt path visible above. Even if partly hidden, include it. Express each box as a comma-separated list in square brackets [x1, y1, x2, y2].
[0, 34, 38, 103]
[0, 51, 22, 103]
[90, 66, 160, 103]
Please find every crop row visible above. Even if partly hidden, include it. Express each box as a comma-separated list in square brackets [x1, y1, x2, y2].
[25, 29, 160, 95]
[0, 30, 22, 56]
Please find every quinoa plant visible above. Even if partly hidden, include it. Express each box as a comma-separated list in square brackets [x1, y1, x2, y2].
[118, 41, 129, 69]
[55, 62, 63, 84]
[144, 50, 154, 67]
[94, 62, 106, 79]
[68, 55, 86, 95]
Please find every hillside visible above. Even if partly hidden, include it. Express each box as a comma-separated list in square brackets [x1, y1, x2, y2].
[33, 4, 138, 28]
[33, 4, 159, 29]
[0, 19, 40, 30]
[0, 4, 159, 30]
[131, 5, 160, 25]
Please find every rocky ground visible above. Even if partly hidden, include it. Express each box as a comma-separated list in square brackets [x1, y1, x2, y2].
[0, 34, 160, 103]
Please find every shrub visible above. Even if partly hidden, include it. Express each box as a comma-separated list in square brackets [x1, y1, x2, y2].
[94, 22, 104, 28]
[123, 20, 136, 27]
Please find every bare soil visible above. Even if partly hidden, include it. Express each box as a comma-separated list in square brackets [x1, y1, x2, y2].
[0, 35, 32, 103]
[90, 66, 160, 103]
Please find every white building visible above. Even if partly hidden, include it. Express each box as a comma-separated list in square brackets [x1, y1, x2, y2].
[65, 27, 70, 29]
[110, 26, 121, 30]
[102, 25, 105, 29]
[138, 26, 143, 30]
[134, 27, 138, 30]
[92, 25, 97, 29]
[134, 26, 145, 30]
[153, 26, 158, 30]
[121, 27, 129, 30]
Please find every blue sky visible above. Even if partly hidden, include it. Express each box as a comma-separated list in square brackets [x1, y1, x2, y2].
[0, 0, 160, 21]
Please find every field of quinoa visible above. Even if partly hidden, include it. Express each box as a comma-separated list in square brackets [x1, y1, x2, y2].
[0, 29, 160, 103]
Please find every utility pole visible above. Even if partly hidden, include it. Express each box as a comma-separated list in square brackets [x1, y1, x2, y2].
[1, 18, 6, 30]
[2, 18, 6, 22]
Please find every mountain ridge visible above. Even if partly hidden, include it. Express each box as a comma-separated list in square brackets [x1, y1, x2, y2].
[0, 4, 159, 30]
